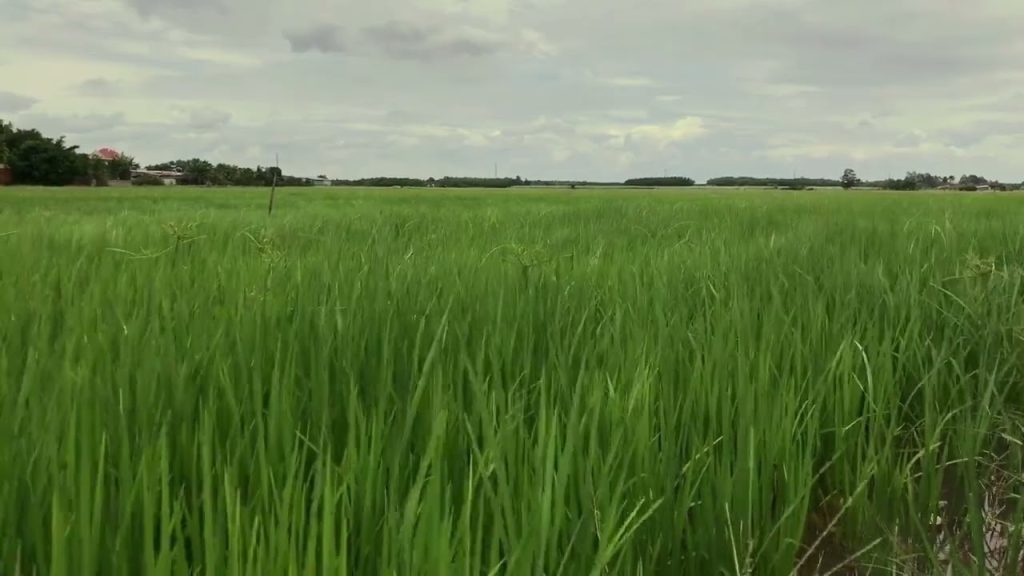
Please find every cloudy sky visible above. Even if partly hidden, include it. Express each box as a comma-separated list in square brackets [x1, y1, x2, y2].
[2, 0, 1023, 182]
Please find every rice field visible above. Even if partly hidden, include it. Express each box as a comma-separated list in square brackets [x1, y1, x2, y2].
[1, 186, 1023, 575]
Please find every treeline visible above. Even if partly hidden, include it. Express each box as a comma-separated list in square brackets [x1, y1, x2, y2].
[143, 160, 307, 187]
[0, 119, 136, 186]
[623, 177, 695, 187]
[706, 177, 842, 188]
[332, 176, 524, 188]
[8, 118, 1024, 192]
[522, 180, 623, 187]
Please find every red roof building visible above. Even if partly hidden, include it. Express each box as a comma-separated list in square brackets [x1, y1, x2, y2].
[92, 147, 122, 162]
[0, 164, 12, 186]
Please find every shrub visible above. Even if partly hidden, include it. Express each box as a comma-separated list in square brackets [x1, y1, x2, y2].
[133, 174, 165, 186]
[623, 177, 696, 187]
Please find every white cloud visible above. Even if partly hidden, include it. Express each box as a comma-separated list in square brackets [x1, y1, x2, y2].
[622, 117, 707, 148]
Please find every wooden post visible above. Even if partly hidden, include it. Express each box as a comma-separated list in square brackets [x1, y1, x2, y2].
[268, 153, 279, 216]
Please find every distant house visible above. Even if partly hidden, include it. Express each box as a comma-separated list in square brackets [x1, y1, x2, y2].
[939, 183, 992, 192]
[131, 169, 185, 186]
[308, 176, 332, 187]
[0, 164, 11, 186]
[92, 148, 135, 185]
[91, 147, 123, 162]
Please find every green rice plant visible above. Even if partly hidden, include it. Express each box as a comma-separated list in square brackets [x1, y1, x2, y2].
[0, 186, 1022, 575]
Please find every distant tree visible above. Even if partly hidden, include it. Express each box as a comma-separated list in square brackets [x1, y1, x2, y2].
[436, 177, 515, 188]
[0, 119, 13, 161]
[177, 158, 215, 185]
[882, 173, 919, 191]
[89, 156, 110, 186]
[903, 172, 943, 189]
[264, 166, 283, 186]
[210, 163, 236, 186]
[841, 169, 860, 189]
[236, 167, 257, 186]
[7, 135, 85, 186]
[959, 174, 989, 186]
[624, 177, 696, 187]
[105, 153, 137, 180]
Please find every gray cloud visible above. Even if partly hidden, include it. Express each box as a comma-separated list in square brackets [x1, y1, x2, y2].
[128, 0, 214, 15]
[362, 21, 502, 60]
[285, 25, 347, 54]
[286, 21, 505, 61]
[187, 107, 232, 131]
[0, 91, 38, 113]
[77, 78, 120, 97]
[941, 119, 1024, 149]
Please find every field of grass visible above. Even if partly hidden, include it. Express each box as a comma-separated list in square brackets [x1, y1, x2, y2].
[1, 186, 1023, 575]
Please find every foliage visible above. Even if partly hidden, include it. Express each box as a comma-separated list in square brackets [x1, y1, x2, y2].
[437, 177, 518, 188]
[0, 119, 12, 164]
[882, 175, 919, 191]
[623, 177, 696, 187]
[145, 160, 306, 187]
[333, 177, 426, 187]
[132, 173, 165, 186]
[105, 154, 138, 181]
[841, 168, 860, 189]
[178, 158, 214, 185]
[88, 157, 110, 187]
[0, 118, 137, 186]
[6, 137, 84, 186]
[960, 174, 989, 186]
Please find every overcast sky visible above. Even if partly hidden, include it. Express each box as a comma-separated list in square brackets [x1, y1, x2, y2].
[2, 0, 1023, 182]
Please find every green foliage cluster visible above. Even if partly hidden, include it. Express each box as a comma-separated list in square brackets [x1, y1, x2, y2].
[132, 173, 165, 186]
[623, 177, 696, 187]
[145, 160, 300, 187]
[0, 119, 137, 186]
[841, 168, 860, 189]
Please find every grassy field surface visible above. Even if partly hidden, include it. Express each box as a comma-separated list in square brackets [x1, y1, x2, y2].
[1, 186, 1023, 574]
